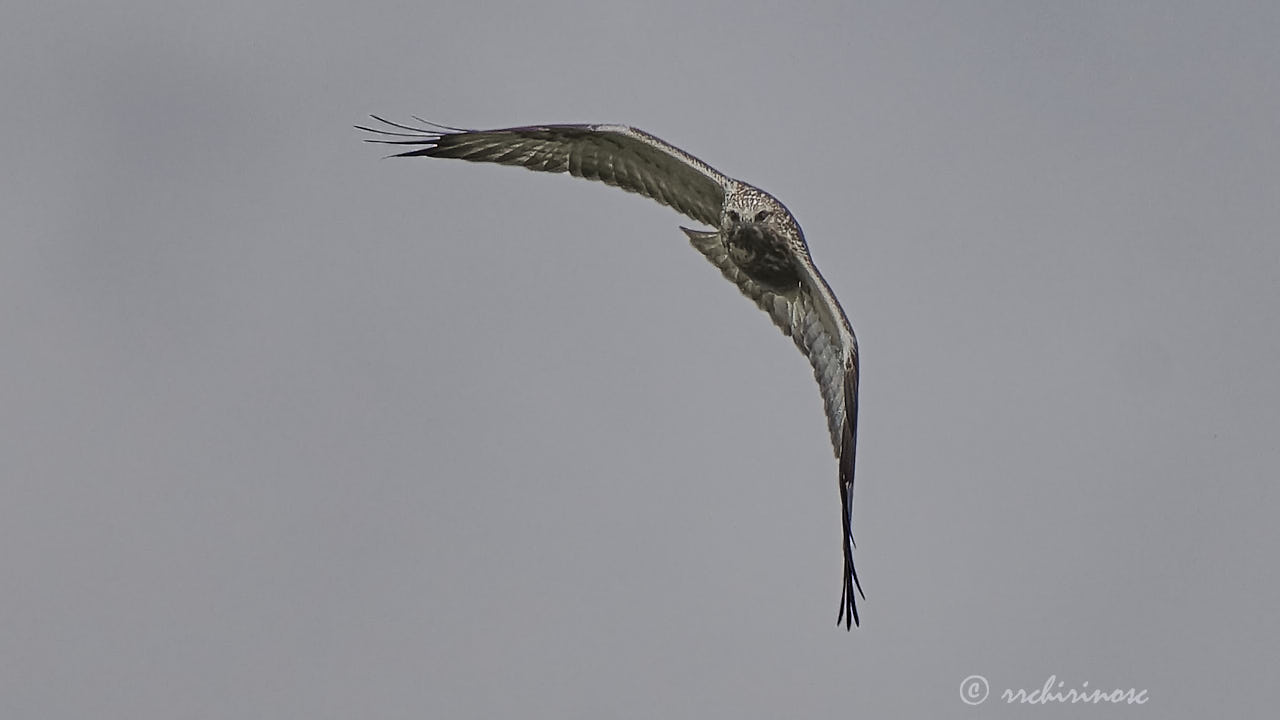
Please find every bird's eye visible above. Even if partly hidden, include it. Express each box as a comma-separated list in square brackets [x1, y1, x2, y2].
[726, 210, 740, 222]
[754, 210, 772, 222]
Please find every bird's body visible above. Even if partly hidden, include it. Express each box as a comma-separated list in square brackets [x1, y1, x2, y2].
[358, 117, 865, 628]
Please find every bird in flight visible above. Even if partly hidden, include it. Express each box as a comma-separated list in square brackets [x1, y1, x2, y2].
[357, 116, 865, 629]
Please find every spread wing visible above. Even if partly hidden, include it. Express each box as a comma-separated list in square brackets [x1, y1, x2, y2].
[683, 228, 863, 629]
[359, 117, 864, 629]
[357, 116, 728, 227]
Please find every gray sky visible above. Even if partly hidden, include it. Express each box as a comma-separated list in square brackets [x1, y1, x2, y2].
[3, 1, 1278, 717]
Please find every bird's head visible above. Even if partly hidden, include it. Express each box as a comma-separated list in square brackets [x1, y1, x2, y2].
[720, 186, 796, 239]
[721, 186, 803, 258]
[723, 208, 777, 254]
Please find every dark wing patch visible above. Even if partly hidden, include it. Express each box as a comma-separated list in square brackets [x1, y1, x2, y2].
[358, 117, 728, 227]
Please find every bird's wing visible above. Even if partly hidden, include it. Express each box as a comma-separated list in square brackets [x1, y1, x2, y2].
[684, 228, 863, 629]
[357, 117, 729, 227]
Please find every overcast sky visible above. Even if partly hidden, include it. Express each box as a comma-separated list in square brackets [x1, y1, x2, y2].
[3, 1, 1278, 718]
